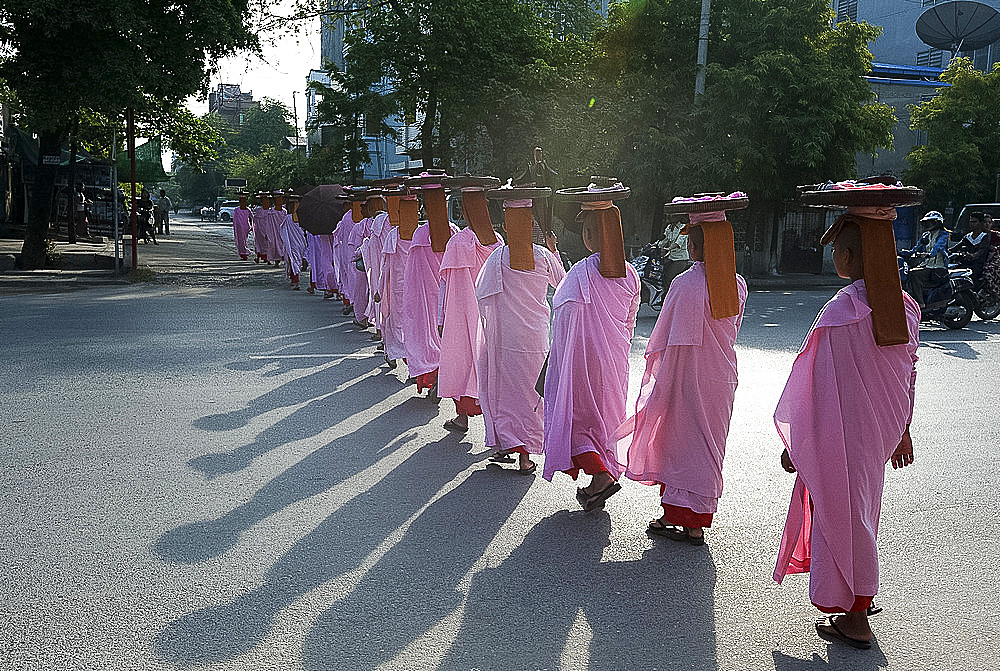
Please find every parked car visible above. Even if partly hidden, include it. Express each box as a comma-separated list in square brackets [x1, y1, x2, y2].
[217, 200, 240, 222]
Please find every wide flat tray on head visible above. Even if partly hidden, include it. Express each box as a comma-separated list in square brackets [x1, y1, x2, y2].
[663, 196, 749, 215]
[371, 177, 406, 187]
[555, 185, 631, 202]
[442, 175, 501, 190]
[485, 186, 552, 200]
[405, 172, 452, 187]
[798, 186, 924, 208]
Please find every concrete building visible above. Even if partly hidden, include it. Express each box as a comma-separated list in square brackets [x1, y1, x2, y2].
[305, 9, 421, 180]
[207, 84, 254, 127]
[840, 1, 1000, 176]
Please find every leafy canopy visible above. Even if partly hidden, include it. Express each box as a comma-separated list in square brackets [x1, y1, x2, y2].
[907, 58, 1000, 208]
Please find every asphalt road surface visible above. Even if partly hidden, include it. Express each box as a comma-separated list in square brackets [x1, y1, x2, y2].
[2, 216, 998, 670]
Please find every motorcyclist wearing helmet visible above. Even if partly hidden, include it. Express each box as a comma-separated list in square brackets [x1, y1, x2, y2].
[903, 210, 950, 307]
[950, 211, 992, 279]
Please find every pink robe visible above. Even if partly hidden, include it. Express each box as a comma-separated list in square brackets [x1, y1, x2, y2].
[403, 223, 460, 377]
[543, 254, 640, 481]
[618, 262, 747, 513]
[476, 245, 566, 454]
[251, 206, 268, 258]
[437, 228, 504, 401]
[263, 208, 285, 261]
[381, 227, 412, 360]
[362, 213, 390, 326]
[773, 280, 919, 611]
[333, 212, 357, 298]
[280, 214, 307, 279]
[348, 217, 371, 315]
[232, 207, 252, 257]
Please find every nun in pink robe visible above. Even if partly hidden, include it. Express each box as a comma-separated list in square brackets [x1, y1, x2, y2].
[476, 240, 566, 472]
[280, 208, 307, 288]
[380, 201, 416, 364]
[362, 210, 390, 328]
[437, 225, 503, 427]
[542, 253, 640, 484]
[403, 221, 460, 392]
[232, 202, 252, 260]
[333, 209, 359, 304]
[774, 282, 919, 609]
[251, 199, 270, 263]
[772, 198, 920, 647]
[617, 206, 747, 543]
[348, 212, 372, 324]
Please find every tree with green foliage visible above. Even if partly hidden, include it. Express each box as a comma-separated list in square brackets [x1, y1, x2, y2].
[570, 0, 894, 243]
[697, 0, 894, 203]
[0, 0, 255, 268]
[229, 99, 296, 155]
[907, 58, 1000, 209]
[337, 0, 550, 169]
[308, 67, 396, 183]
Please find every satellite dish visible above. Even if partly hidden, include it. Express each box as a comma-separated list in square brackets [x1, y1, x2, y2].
[916, 1, 1000, 55]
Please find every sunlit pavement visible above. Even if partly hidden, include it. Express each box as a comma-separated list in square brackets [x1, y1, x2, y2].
[2, 216, 997, 670]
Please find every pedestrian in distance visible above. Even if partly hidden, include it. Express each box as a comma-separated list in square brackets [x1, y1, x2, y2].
[542, 181, 639, 511]
[477, 186, 566, 475]
[774, 180, 921, 651]
[616, 192, 749, 545]
[155, 188, 172, 235]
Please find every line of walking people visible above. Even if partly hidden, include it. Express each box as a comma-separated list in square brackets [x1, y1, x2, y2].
[228, 173, 922, 651]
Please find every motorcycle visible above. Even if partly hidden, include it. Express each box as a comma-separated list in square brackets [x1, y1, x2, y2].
[631, 243, 691, 313]
[948, 257, 1000, 321]
[631, 243, 667, 312]
[898, 253, 976, 329]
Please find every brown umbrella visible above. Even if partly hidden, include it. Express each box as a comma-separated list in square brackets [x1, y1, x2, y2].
[297, 184, 349, 235]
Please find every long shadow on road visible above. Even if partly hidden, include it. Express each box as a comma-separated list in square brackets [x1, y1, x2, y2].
[154, 395, 439, 564]
[155, 435, 478, 667]
[190, 359, 399, 478]
[438, 510, 718, 671]
[301, 468, 535, 671]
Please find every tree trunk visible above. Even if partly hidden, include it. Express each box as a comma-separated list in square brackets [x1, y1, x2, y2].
[420, 89, 437, 169]
[21, 131, 63, 270]
[67, 117, 79, 244]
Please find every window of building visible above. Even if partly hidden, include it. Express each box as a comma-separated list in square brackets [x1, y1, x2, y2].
[916, 49, 944, 68]
[836, 0, 858, 23]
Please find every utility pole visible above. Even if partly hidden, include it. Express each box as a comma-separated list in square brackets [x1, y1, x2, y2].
[292, 91, 299, 137]
[695, 0, 711, 98]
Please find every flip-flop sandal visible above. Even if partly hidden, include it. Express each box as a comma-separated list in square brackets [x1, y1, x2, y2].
[583, 482, 621, 512]
[516, 461, 537, 475]
[443, 419, 469, 433]
[489, 451, 516, 464]
[867, 601, 883, 617]
[647, 520, 705, 545]
[815, 617, 872, 650]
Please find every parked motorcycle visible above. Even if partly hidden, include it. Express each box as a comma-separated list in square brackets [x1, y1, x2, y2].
[631, 243, 667, 312]
[899, 254, 976, 329]
[631, 243, 691, 313]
